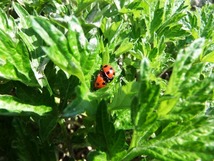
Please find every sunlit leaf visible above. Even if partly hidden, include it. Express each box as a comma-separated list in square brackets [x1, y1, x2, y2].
[13, 2, 53, 93]
[201, 51, 214, 63]
[30, 16, 85, 81]
[0, 30, 37, 86]
[0, 95, 52, 116]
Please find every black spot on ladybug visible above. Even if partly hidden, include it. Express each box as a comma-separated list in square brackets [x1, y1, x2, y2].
[102, 82, 106, 85]
[103, 65, 108, 68]
[106, 71, 110, 75]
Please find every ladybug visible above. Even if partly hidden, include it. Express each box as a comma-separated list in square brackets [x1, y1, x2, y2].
[94, 72, 107, 89]
[102, 65, 115, 82]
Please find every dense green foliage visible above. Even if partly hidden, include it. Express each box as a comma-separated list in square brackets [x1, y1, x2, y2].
[0, 0, 214, 161]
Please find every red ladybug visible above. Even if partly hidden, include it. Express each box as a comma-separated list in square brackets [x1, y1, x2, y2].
[94, 72, 107, 89]
[102, 65, 115, 82]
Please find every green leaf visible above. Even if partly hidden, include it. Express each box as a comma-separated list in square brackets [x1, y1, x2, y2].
[88, 100, 125, 159]
[113, 109, 132, 130]
[201, 51, 214, 63]
[63, 96, 89, 117]
[13, 118, 57, 161]
[13, 2, 29, 21]
[0, 95, 52, 116]
[131, 84, 159, 130]
[0, 8, 16, 33]
[0, 30, 38, 86]
[163, 24, 189, 39]
[30, 16, 85, 81]
[85, 2, 111, 24]
[109, 81, 138, 110]
[125, 38, 214, 160]
[67, 19, 99, 78]
[62, 85, 93, 117]
[0, 8, 10, 31]
[38, 114, 58, 142]
[1, 1, 214, 160]
[123, 115, 214, 161]
[130, 59, 160, 148]
[13, 2, 53, 93]
[101, 18, 123, 43]
[156, 2, 188, 40]
[114, 38, 133, 56]
[158, 38, 205, 117]
[87, 151, 107, 161]
[75, 0, 95, 16]
[13, 118, 40, 161]
[150, 1, 163, 34]
[15, 82, 55, 107]
[42, 45, 83, 80]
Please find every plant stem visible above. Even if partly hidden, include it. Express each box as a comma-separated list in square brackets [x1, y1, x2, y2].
[129, 129, 138, 150]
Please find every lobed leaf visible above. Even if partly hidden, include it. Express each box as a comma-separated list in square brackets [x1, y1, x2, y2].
[124, 119, 214, 161]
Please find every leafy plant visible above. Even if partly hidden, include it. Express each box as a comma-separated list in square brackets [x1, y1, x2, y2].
[0, 0, 213, 161]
